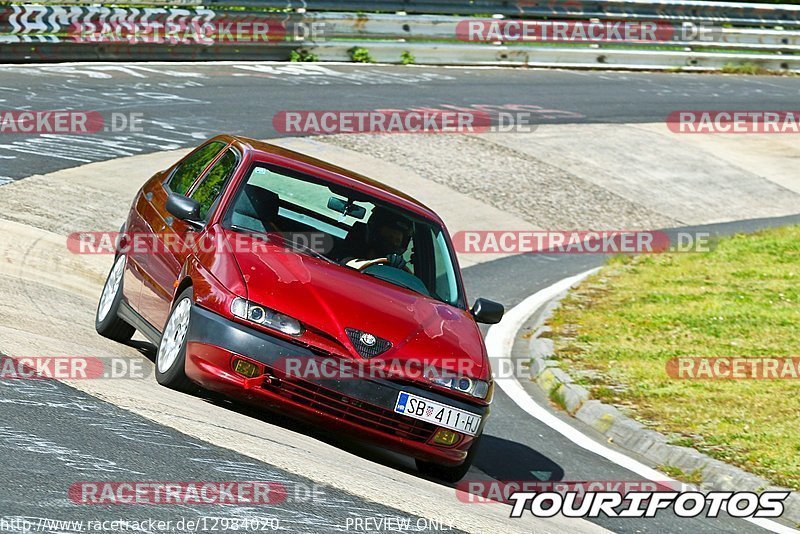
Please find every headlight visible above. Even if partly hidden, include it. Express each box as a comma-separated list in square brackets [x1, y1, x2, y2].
[230, 297, 303, 336]
[426, 370, 490, 400]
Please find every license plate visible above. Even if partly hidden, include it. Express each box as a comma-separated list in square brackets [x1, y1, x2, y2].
[394, 392, 481, 436]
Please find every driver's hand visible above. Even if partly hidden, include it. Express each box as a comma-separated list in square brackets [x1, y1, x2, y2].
[386, 254, 407, 269]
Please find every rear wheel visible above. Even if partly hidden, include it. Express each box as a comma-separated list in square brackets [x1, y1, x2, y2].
[416, 435, 481, 482]
[155, 287, 194, 392]
[95, 254, 135, 343]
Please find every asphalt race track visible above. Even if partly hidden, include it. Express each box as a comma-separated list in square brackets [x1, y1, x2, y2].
[2, 63, 800, 180]
[0, 375, 439, 532]
[1, 63, 799, 533]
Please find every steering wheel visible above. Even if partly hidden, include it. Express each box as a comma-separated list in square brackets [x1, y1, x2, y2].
[350, 257, 412, 273]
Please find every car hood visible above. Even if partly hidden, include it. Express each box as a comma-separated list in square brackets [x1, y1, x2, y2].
[226, 230, 487, 379]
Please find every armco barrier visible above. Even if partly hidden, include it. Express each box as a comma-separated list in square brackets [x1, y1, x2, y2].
[1, 3, 799, 69]
[305, 40, 800, 70]
[7, 7, 800, 48]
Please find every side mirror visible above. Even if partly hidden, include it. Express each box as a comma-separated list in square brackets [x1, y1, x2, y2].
[166, 194, 204, 229]
[471, 298, 504, 324]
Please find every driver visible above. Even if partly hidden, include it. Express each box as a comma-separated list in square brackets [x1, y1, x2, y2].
[343, 206, 412, 270]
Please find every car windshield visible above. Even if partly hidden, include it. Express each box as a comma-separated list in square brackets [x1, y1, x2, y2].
[223, 164, 464, 308]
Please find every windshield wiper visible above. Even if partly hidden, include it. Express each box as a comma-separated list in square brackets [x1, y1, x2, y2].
[283, 238, 337, 264]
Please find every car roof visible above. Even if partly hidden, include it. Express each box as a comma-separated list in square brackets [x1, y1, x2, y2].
[221, 135, 441, 223]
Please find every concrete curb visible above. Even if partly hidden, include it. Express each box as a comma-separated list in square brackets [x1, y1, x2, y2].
[526, 291, 800, 526]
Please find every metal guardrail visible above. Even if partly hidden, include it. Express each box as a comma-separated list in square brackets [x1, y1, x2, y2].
[304, 12, 800, 51]
[306, 40, 800, 70]
[1, 4, 799, 69]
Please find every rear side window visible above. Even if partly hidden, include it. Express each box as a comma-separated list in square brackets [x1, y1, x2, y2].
[190, 149, 238, 221]
[167, 141, 225, 195]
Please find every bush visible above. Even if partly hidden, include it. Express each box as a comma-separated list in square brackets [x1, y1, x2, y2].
[348, 46, 375, 63]
[290, 49, 319, 62]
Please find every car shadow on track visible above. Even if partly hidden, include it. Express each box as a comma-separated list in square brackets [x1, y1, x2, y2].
[474, 434, 564, 482]
[129, 339, 158, 361]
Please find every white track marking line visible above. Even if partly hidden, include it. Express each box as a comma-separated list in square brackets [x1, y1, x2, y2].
[485, 268, 798, 534]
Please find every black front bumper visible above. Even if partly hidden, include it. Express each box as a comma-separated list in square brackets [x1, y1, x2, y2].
[184, 304, 489, 462]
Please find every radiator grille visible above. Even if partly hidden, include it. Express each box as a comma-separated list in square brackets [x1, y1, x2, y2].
[345, 328, 392, 358]
[260, 367, 435, 443]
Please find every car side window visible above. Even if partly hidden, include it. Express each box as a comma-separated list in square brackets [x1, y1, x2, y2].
[167, 141, 225, 195]
[190, 149, 238, 221]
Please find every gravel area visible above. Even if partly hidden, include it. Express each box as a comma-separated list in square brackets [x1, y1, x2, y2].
[0, 151, 183, 237]
[0, 175, 131, 235]
[0, 133, 682, 235]
[319, 134, 678, 230]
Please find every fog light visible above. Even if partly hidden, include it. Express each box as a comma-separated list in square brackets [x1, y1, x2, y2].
[233, 358, 261, 378]
[432, 428, 461, 446]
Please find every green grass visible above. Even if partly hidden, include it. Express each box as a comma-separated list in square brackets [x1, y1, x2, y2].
[549, 386, 568, 411]
[721, 62, 773, 75]
[549, 226, 800, 490]
[657, 465, 705, 485]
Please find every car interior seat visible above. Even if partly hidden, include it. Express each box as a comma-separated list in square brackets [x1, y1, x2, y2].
[231, 185, 280, 232]
[336, 221, 369, 261]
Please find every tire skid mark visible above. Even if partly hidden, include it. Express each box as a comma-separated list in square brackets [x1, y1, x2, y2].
[0, 372, 207, 450]
[0, 371, 452, 533]
[0, 424, 146, 476]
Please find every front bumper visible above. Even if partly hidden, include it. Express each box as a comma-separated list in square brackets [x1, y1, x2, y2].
[184, 304, 489, 465]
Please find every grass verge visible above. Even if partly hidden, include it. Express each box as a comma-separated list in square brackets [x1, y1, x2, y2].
[548, 226, 800, 490]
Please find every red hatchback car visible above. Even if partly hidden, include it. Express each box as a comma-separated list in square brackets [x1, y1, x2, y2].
[96, 135, 504, 481]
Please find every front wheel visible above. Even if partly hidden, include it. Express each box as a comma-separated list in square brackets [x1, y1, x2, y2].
[416, 435, 481, 482]
[155, 287, 194, 392]
[95, 255, 135, 343]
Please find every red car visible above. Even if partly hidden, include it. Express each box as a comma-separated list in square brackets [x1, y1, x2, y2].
[95, 135, 504, 481]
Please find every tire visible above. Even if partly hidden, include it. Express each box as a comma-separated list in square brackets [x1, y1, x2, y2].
[416, 434, 481, 483]
[155, 287, 195, 392]
[95, 254, 135, 343]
